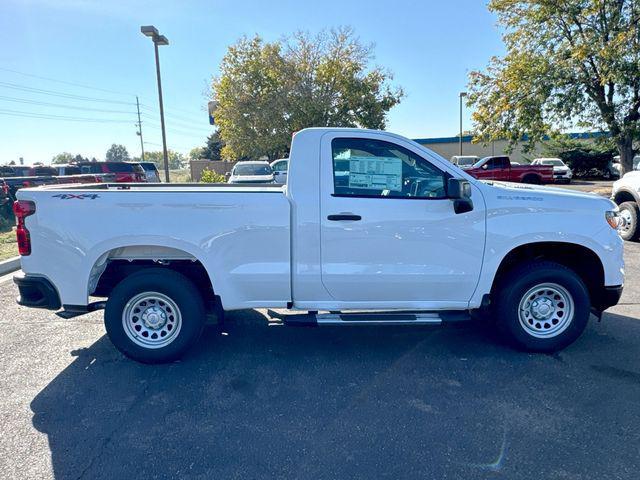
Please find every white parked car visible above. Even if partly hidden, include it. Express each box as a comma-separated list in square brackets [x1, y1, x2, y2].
[13, 128, 624, 363]
[227, 161, 275, 184]
[613, 155, 640, 173]
[450, 155, 478, 169]
[532, 158, 573, 183]
[611, 171, 640, 241]
[270, 158, 289, 184]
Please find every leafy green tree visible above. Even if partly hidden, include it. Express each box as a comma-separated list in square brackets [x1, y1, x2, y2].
[136, 150, 185, 170]
[210, 27, 403, 161]
[468, 1, 640, 173]
[105, 144, 130, 162]
[188, 147, 204, 161]
[51, 152, 74, 164]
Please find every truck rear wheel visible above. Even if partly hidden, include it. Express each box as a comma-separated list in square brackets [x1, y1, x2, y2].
[104, 268, 206, 363]
[494, 261, 590, 352]
[618, 201, 639, 241]
[523, 174, 541, 184]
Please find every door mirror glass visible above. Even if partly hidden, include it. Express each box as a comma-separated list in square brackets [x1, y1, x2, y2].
[447, 178, 471, 199]
[447, 178, 473, 214]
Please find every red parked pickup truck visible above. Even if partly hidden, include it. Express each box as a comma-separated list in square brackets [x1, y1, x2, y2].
[466, 156, 554, 184]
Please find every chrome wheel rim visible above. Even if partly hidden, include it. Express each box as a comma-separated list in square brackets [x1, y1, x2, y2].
[122, 292, 182, 349]
[518, 283, 574, 338]
[619, 209, 633, 234]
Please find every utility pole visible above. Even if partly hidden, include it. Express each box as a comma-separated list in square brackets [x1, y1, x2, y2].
[135, 96, 145, 161]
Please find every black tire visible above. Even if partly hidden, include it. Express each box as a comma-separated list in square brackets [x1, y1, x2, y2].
[618, 201, 640, 242]
[493, 261, 591, 352]
[523, 174, 541, 185]
[104, 268, 206, 364]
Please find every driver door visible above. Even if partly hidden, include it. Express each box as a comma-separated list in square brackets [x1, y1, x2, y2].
[319, 133, 486, 308]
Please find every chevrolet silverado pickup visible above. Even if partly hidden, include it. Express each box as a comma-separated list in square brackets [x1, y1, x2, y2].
[467, 155, 554, 184]
[13, 128, 624, 363]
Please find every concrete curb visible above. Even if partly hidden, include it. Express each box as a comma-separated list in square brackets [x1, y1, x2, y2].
[0, 257, 20, 276]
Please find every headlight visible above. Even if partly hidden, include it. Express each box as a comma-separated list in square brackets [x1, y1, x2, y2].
[605, 210, 621, 229]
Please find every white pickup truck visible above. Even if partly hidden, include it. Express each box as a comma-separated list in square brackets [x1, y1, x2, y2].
[13, 128, 624, 363]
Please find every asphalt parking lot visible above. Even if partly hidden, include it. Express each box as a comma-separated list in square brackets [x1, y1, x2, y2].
[0, 243, 639, 480]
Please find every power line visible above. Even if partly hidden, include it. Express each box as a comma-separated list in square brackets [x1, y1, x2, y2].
[140, 112, 212, 132]
[0, 94, 137, 114]
[0, 108, 134, 123]
[0, 81, 137, 105]
[139, 102, 204, 119]
[0, 66, 134, 96]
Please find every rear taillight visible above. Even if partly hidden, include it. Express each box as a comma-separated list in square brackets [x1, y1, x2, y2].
[13, 200, 36, 256]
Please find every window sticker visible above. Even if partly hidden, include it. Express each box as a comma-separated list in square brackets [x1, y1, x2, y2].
[347, 156, 403, 191]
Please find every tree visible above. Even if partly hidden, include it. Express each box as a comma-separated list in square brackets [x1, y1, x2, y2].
[105, 144, 130, 162]
[201, 131, 225, 160]
[135, 150, 185, 170]
[468, 1, 640, 173]
[51, 152, 74, 164]
[188, 147, 204, 161]
[73, 154, 88, 163]
[210, 27, 403, 161]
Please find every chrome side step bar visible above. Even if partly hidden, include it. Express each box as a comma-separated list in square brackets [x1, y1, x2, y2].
[314, 312, 442, 326]
[270, 310, 470, 327]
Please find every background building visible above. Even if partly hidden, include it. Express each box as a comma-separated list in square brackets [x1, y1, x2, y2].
[414, 132, 605, 163]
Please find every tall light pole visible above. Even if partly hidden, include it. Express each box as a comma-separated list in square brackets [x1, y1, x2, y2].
[459, 91, 467, 156]
[141, 25, 170, 182]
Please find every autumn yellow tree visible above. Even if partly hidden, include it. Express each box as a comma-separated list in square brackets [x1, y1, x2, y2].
[469, 1, 640, 173]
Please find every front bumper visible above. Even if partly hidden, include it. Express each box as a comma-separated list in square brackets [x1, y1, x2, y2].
[13, 273, 61, 310]
[594, 285, 623, 312]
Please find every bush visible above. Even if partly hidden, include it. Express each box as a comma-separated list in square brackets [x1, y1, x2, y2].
[544, 136, 616, 178]
[200, 169, 227, 183]
[0, 205, 14, 233]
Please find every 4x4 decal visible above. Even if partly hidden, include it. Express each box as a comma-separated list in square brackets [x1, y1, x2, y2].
[52, 194, 100, 200]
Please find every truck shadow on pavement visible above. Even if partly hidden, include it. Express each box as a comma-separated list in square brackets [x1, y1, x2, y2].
[30, 309, 640, 479]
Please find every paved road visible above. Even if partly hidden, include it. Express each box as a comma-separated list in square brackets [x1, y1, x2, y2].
[557, 179, 613, 195]
[1, 244, 639, 479]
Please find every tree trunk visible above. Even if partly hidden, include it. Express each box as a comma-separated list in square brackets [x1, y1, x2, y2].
[617, 137, 635, 175]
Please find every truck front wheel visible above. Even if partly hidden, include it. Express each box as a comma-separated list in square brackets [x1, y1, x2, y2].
[494, 261, 590, 352]
[522, 174, 541, 184]
[104, 268, 206, 363]
[618, 201, 639, 241]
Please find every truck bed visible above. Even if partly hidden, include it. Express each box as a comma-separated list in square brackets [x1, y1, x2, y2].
[18, 182, 291, 310]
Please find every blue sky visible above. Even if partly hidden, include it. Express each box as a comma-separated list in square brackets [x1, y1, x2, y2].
[0, 0, 504, 164]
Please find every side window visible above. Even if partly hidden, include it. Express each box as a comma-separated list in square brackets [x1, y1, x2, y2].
[331, 138, 447, 199]
[273, 161, 287, 172]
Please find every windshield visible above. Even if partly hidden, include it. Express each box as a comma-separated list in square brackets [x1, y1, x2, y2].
[457, 157, 475, 166]
[233, 164, 272, 176]
[540, 159, 564, 166]
[472, 157, 489, 168]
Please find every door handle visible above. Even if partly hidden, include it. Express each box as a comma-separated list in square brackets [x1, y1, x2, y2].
[327, 214, 362, 221]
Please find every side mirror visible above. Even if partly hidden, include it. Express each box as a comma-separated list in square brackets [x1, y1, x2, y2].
[225, 172, 231, 178]
[447, 178, 473, 214]
[481, 164, 488, 170]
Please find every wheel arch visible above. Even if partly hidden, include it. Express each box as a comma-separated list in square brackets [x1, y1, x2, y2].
[87, 244, 217, 306]
[490, 241, 605, 306]
[612, 188, 640, 205]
